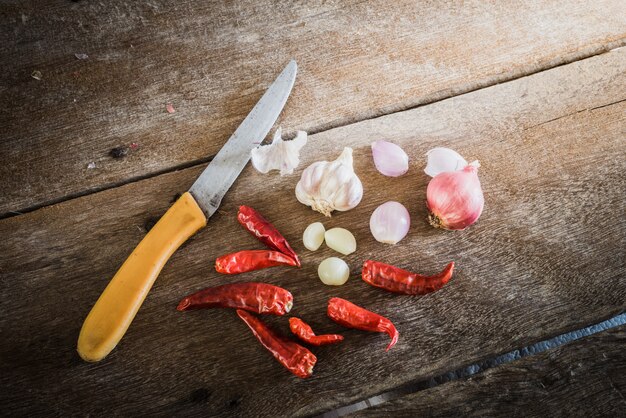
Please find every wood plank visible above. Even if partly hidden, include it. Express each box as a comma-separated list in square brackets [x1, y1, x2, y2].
[2, 0, 625, 216]
[353, 326, 626, 417]
[1, 49, 625, 417]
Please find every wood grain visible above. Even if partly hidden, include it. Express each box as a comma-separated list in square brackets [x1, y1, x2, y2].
[2, 0, 626, 216]
[1, 49, 625, 416]
[353, 325, 626, 417]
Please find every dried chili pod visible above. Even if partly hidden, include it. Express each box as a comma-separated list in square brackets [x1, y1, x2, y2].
[289, 317, 344, 346]
[362, 261, 454, 295]
[327, 297, 399, 351]
[237, 310, 317, 378]
[215, 250, 298, 274]
[237, 206, 301, 267]
[177, 282, 293, 315]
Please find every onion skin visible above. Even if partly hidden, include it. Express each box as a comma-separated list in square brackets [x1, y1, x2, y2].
[426, 164, 484, 230]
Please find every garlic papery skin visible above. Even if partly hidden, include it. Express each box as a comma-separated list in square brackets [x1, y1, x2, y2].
[371, 140, 409, 177]
[325, 227, 356, 255]
[426, 161, 484, 230]
[369, 201, 411, 244]
[424, 147, 468, 178]
[318, 257, 350, 286]
[303, 222, 325, 251]
[251, 128, 307, 175]
[295, 147, 363, 216]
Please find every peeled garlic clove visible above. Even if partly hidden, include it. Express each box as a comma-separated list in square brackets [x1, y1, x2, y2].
[325, 227, 356, 255]
[251, 128, 308, 175]
[318, 257, 350, 286]
[303, 222, 325, 251]
[424, 147, 468, 178]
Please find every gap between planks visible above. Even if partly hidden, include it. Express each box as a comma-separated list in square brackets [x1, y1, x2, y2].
[2, 40, 625, 221]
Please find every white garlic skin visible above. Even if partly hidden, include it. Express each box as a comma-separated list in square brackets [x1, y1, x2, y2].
[318, 257, 350, 286]
[295, 147, 363, 217]
[251, 128, 307, 176]
[303, 222, 325, 251]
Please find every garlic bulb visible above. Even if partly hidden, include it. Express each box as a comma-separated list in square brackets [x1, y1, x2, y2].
[251, 128, 307, 175]
[295, 147, 363, 216]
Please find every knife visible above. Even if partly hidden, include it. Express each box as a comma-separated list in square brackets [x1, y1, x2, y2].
[77, 60, 298, 362]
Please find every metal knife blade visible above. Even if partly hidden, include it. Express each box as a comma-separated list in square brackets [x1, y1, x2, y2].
[189, 60, 297, 217]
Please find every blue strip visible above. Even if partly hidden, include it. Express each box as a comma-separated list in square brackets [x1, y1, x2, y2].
[321, 312, 626, 417]
[451, 312, 626, 382]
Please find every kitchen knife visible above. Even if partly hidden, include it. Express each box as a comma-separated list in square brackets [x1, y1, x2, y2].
[77, 60, 298, 362]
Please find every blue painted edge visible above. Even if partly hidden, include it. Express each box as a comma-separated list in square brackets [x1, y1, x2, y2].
[321, 312, 626, 417]
[437, 312, 626, 384]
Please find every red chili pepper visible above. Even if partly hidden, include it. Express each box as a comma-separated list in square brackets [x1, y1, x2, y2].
[288, 317, 344, 346]
[362, 261, 454, 295]
[176, 282, 293, 315]
[327, 297, 399, 351]
[237, 205, 301, 267]
[237, 309, 316, 378]
[215, 250, 298, 274]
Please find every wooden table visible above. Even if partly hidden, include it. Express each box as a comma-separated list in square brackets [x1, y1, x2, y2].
[1, 1, 625, 416]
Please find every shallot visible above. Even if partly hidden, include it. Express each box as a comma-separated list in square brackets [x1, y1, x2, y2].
[369, 201, 410, 244]
[425, 148, 484, 230]
[371, 140, 409, 177]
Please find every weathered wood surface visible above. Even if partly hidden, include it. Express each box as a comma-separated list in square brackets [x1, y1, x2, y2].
[1, 48, 625, 416]
[354, 326, 626, 417]
[2, 0, 626, 216]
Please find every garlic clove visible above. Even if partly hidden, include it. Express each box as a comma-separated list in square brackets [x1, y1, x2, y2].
[303, 222, 325, 251]
[318, 257, 350, 286]
[324, 227, 356, 255]
[424, 147, 468, 178]
[251, 128, 307, 175]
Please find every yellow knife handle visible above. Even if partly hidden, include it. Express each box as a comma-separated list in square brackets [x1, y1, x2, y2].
[77, 192, 207, 362]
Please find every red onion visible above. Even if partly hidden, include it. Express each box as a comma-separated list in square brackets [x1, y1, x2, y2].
[369, 201, 411, 244]
[426, 162, 484, 230]
[371, 140, 409, 177]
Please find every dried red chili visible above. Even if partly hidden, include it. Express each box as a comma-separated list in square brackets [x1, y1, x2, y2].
[362, 260, 454, 295]
[237, 309, 316, 378]
[288, 317, 344, 346]
[327, 297, 399, 351]
[176, 282, 293, 315]
[237, 205, 300, 267]
[215, 250, 298, 274]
